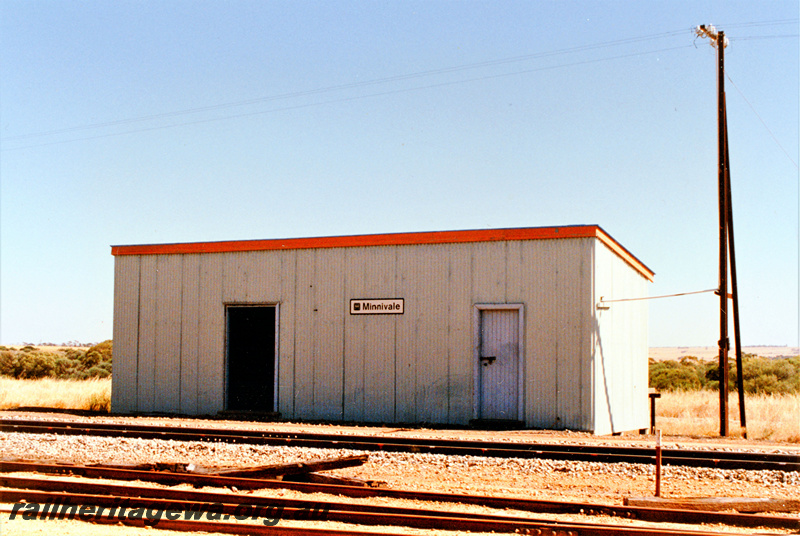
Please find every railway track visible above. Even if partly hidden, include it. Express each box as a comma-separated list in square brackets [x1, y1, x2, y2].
[2, 464, 796, 534]
[2, 459, 796, 529]
[2, 417, 798, 471]
[0, 504, 757, 536]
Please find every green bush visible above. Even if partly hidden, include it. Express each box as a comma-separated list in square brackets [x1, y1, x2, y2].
[649, 361, 703, 391]
[735, 355, 800, 394]
[86, 365, 111, 379]
[650, 354, 800, 395]
[0, 350, 18, 376]
[649, 357, 714, 391]
[88, 340, 113, 361]
[0, 341, 112, 380]
[14, 351, 57, 379]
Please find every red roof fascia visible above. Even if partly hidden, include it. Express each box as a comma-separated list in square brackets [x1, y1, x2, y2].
[111, 225, 654, 281]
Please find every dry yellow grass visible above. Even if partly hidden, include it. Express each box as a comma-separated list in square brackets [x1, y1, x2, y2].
[657, 390, 800, 442]
[0, 377, 796, 442]
[0, 377, 110, 412]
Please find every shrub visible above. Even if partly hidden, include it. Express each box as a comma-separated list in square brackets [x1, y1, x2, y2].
[88, 340, 113, 361]
[86, 365, 111, 379]
[650, 354, 800, 395]
[649, 359, 703, 391]
[736, 355, 800, 394]
[0, 350, 18, 376]
[15, 351, 56, 379]
[0, 341, 112, 380]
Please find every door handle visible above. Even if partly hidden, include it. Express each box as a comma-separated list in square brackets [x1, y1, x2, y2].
[480, 356, 496, 366]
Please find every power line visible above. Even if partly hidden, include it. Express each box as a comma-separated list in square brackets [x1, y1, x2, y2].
[2, 44, 693, 151]
[725, 73, 799, 169]
[4, 21, 794, 150]
[729, 35, 799, 40]
[715, 18, 798, 29]
[2, 29, 693, 144]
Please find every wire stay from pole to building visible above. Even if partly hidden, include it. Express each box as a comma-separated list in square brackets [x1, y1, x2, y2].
[598, 288, 717, 305]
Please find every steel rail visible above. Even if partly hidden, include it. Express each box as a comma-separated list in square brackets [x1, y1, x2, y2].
[0, 505, 422, 536]
[0, 487, 757, 536]
[2, 474, 579, 524]
[2, 418, 797, 471]
[1, 462, 797, 530]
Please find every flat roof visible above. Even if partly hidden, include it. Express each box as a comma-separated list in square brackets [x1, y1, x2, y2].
[111, 224, 654, 281]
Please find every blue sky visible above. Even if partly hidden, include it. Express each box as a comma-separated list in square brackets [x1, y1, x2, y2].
[1, 1, 797, 347]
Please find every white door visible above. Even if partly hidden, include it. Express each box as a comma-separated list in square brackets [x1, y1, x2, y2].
[477, 308, 520, 420]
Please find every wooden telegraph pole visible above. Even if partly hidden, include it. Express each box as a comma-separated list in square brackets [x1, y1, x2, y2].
[696, 24, 746, 438]
[724, 94, 748, 439]
[715, 28, 730, 437]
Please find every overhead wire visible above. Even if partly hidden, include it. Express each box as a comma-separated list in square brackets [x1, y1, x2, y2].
[719, 19, 798, 40]
[3, 44, 694, 151]
[710, 18, 798, 35]
[2, 20, 795, 150]
[725, 73, 799, 169]
[2, 28, 694, 146]
[715, 18, 798, 29]
[729, 35, 799, 40]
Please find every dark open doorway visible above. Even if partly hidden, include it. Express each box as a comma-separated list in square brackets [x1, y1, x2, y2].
[226, 305, 276, 412]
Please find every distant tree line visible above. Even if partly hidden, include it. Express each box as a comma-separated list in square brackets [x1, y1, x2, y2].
[1, 343, 797, 394]
[649, 354, 800, 395]
[0, 341, 112, 380]
[23, 341, 96, 347]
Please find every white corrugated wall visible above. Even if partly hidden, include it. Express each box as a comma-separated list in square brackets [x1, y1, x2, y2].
[112, 235, 646, 432]
[111, 255, 139, 412]
[518, 238, 594, 430]
[591, 240, 649, 434]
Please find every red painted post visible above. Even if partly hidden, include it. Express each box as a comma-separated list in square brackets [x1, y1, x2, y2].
[655, 430, 662, 497]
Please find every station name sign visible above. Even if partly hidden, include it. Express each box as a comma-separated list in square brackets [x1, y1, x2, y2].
[350, 298, 404, 315]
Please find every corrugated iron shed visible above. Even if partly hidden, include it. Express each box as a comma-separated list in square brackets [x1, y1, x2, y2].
[111, 225, 652, 433]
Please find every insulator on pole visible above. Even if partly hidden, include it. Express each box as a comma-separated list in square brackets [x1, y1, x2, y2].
[695, 24, 729, 48]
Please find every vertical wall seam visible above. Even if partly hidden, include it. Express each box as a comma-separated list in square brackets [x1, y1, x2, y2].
[178, 255, 184, 413]
[588, 239, 594, 429]
[578, 243, 584, 429]
[292, 250, 298, 418]
[504, 241, 509, 302]
[412, 248, 418, 422]
[152, 257, 160, 411]
[196, 256, 201, 415]
[311, 250, 317, 416]
[519, 243, 526, 424]
[393, 245, 398, 422]
[392, 247, 396, 422]
[554, 252, 559, 429]
[218, 254, 228, 410]
[341, 249, 347, 419]
[361, 249, 366, 421]
[446, 246, 452, 423]
[220, 254, 226, 412]
[470, 248, 476, 420]
[275, 253, 282, 415]
[135, 256, 143, 413]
